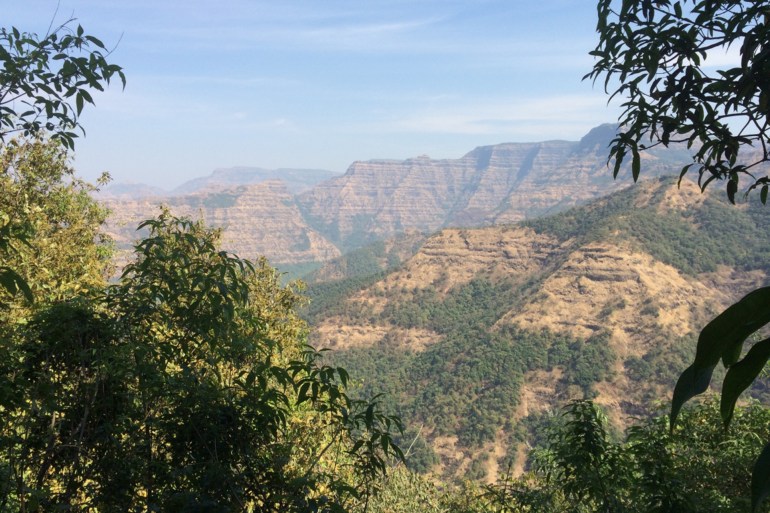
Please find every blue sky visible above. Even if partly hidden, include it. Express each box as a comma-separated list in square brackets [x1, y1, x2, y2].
[5, 1, 623, 189]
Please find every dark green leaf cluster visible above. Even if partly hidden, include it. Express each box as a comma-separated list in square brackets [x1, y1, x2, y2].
[516, 400, 770, 513]
[0, 19, 125, 149]
[362, 401, 770, 513]
[586, 1, 770, 201]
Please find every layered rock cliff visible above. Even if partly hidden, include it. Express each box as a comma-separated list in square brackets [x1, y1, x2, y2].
[297, 124, 694, 250]
[104, 180, 341, 265]
[102, 124, 696, 267]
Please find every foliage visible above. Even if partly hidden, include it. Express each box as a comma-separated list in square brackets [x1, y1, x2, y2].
[0, 17, 125, 149]
[506, 400, 770, 513]
[360, 466, 445, 513]
[0, 211, 403, 512]
[0, 13, 408, 512]
[586, 0, 770, 201]
[627, 399, 770, 513]
[534, 400, 631, 513]
[588, 2, 770, 509]
[354, 400, 770, 513]
[0, 138, 111, 309]
[0, 15, 122, 302]
[669, 285, 770, 511]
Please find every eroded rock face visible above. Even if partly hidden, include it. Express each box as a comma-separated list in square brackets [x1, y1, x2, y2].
[102, 124, 696, 266]
[297, 125, 693, 249]
[103, 180, 341, 265]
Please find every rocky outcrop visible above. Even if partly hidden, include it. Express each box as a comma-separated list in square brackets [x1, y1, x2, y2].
[103, 181, 340, 265]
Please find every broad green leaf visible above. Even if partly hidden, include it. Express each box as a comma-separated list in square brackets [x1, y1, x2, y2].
[672, 287, 770, 427]
[631, 148, 641, 181]
[753, 441, 770, 512]
[727, 177, 738, 204]
[721, 337, 770, 426]
[713, 287, 770, 367]
[671, 363, 716, 428]
[0, 266, 33, 302]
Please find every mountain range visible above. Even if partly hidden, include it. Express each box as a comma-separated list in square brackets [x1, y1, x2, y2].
[100, 124, 695, 269]
[97, 123, 770, 481]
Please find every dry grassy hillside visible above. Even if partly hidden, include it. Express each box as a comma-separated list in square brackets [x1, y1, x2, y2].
[306, 178, 770, 481]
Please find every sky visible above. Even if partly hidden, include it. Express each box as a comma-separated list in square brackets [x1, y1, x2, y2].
[4, 0, 624, 190]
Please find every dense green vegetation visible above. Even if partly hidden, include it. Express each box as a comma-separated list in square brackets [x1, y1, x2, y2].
[525, 177, 770, 276]
[0, 143, 404, 511]
[365, 400, 770, 513]
[0, 20, 403, 512]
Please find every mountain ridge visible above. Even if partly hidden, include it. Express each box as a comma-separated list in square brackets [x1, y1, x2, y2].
[100, 124, 696, 268]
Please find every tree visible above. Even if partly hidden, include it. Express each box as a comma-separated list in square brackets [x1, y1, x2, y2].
[0, 16, 123, 303]
[0, 137, 111, 309]
[0, 17, 125, 149]
[587, 1, 770, 510]
[534, 401, 631, 513]
[1, 211, 403, 512]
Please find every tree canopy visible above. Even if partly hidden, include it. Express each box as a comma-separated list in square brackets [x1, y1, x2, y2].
[0, 15, 403, 512]
[0, 195, 404, 511]
[586, 0, 770, 203]
[0, 18, 125, 149]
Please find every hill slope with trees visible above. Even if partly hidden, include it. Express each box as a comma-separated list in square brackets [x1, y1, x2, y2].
[305, 176, 770, 480]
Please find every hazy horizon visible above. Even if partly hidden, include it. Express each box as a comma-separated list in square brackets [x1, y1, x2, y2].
[7, 1, 622, 189]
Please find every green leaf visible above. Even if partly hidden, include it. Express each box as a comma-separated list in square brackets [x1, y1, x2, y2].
[727, 177, 738, 204]
[0, 266, 33, 303]
[721, 337, 770, 426]
[84, 35, 105, 48]
[671, 287, 770, 427]
[695, 287, 770, 367]
[753, 442, 770, 512]
[631, 148, 641, 181]
[671, 363, 716, 428]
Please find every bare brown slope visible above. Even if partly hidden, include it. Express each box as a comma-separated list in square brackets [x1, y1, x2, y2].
[312, 225, 562, 351]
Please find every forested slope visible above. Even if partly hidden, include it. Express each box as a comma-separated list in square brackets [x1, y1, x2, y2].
[304, 177, 770, 480]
